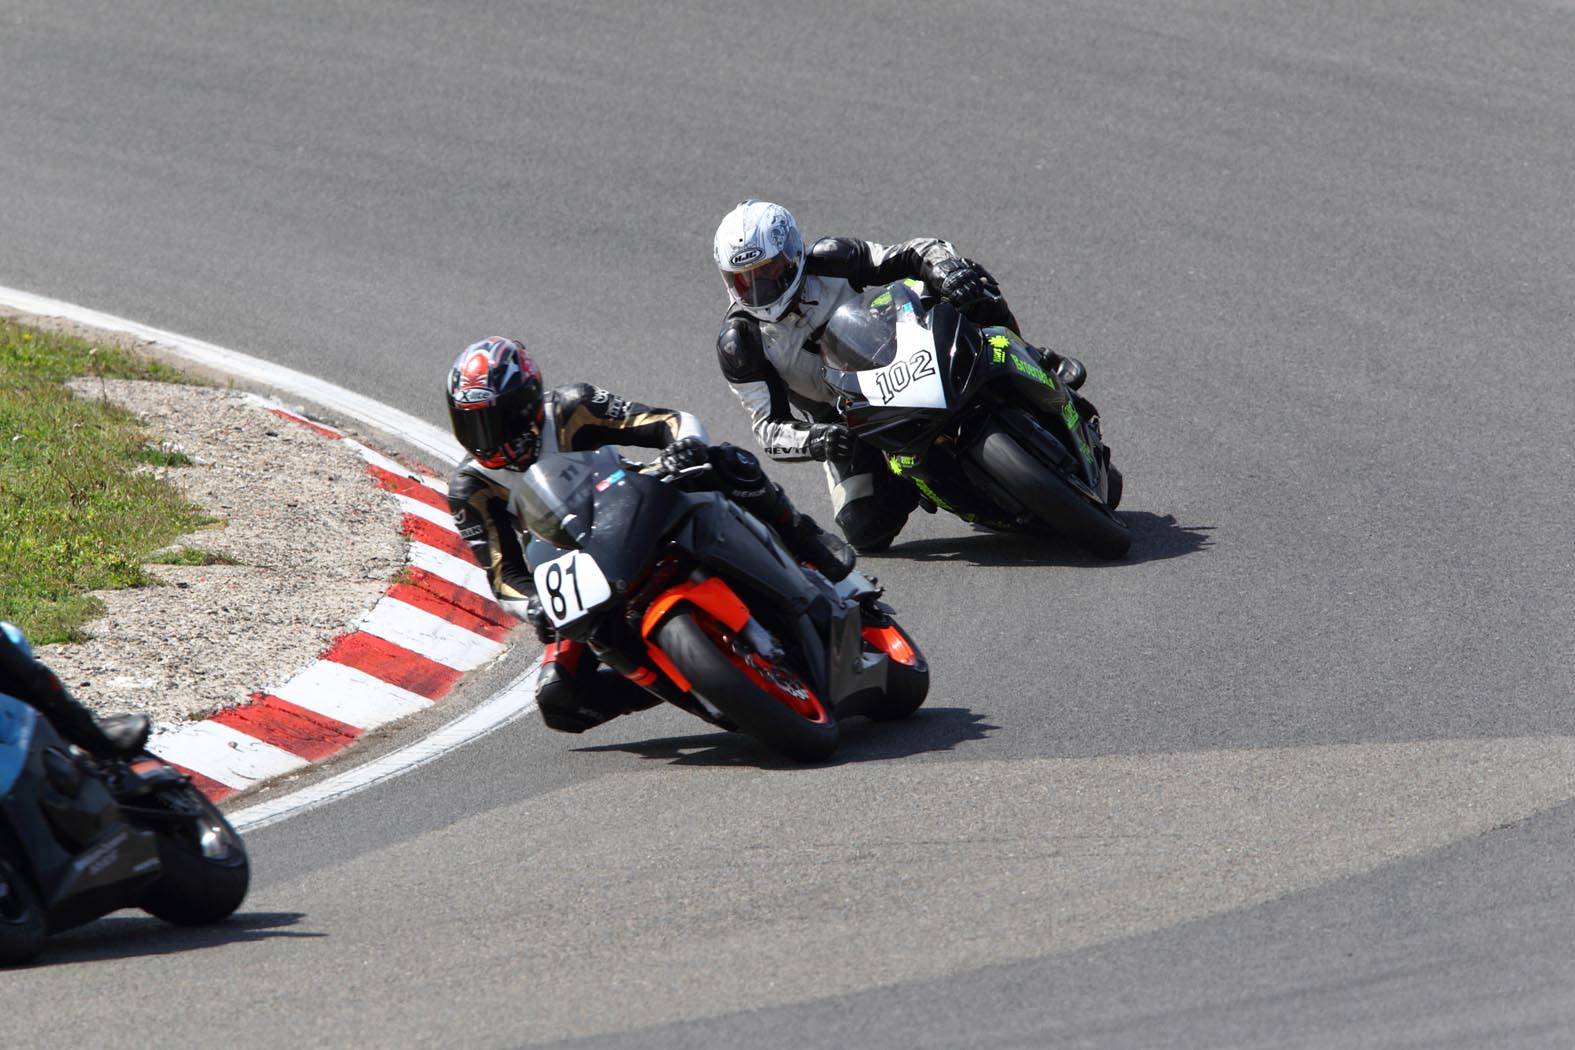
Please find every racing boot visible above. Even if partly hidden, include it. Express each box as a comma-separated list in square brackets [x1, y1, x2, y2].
[535, 640, 660, 734]
[736, 482, 855, 582]
[713, 444, 856, 581]
[96, 713, 152, 757]
[778, 509, 857, 583]
[41, 673, 150, 760]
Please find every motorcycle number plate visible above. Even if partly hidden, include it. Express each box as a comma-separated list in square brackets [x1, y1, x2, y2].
[857, 318, 946, 409]
[532, 550, 613, 627]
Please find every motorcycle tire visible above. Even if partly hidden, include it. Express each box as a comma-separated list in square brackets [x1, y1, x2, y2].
[0, 855, 46, 966]
[655, 608, 840, 763]
[861, 621, 930, 722]
[973, 428, 1131, 559]
[139, 784, 249, 926]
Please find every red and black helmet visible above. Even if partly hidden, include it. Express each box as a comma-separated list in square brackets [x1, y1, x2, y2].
[445, 337, 545, 470]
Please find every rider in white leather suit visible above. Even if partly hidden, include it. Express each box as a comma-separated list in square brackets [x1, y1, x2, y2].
[712, 199, 1091, 552]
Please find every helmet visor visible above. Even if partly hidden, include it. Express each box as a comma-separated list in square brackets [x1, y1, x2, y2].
[447, 384, 541, 460]
[728, 254, 800, 309]
[448, 401, 511, 456]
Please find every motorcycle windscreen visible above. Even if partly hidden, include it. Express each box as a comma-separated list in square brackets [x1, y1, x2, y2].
[518, 449, 687, 581]
[820, 280, 929, 371]
[825, 283, 948, 411]
[517, 448, 628, 550]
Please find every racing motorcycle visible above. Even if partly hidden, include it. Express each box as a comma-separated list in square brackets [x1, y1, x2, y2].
[520, 448, 929, 763]
[0, 682, 249, 965]
[820, 279, 1130, 559]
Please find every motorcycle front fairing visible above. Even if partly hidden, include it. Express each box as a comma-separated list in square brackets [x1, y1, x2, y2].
[517, 449, 692, 586]
[517, 450, 703, 651]
[824, 281, 1108, 508]
[822, 281, 960, 455]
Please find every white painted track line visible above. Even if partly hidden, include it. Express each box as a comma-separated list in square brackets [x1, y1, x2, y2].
[0, 284, 465, 466]
[230, 666, 540, 832]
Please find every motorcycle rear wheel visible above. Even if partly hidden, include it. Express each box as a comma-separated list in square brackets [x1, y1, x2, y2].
[139, 784, 250, 926]
[973, 428, 1131, 559]
[0, 856, 46, 966]
[655, 609, 840, 763]
[861, 621, 930, 722]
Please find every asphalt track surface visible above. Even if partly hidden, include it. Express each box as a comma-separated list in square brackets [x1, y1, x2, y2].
[3, 2, 1574, 1047]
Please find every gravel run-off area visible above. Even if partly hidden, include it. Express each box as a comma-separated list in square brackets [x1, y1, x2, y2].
[40, 375, 407, 726]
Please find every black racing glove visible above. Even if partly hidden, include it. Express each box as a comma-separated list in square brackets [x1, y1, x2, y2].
[806, 423, 854, 463]
[524, 594, 555, 645]
[930, 257, 1000, 314]
[658, 436, 709, 475]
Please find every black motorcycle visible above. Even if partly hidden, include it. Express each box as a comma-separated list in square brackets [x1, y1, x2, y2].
[520, 448, 929, 762]
[0, 691, 249, 965]
[820, 279, 1130, 558]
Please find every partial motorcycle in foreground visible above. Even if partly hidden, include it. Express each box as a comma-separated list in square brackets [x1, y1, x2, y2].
[522, 448, 930, 763]
[0, 686, 249, 965]
[821, 279, 1130, 559]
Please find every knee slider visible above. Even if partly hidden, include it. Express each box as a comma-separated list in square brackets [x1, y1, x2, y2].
[835, 498, 906, 553]
[536, 667, 603, 734]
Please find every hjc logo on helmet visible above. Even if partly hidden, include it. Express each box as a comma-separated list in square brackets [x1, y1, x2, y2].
[730, 247, 763, 267]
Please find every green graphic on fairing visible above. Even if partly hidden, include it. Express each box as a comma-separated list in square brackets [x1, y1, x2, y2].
[869, 279, 926, 309]
[984, 330, 1058, 392]
[1061, 402, 1095, 464]
[887, 453, 972, 520]
[1010, 355, 1056, 389]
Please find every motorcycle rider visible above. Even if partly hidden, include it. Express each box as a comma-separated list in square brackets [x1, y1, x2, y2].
[444, 336, 854, 735]
[713, 198, 1096, 552]
[0, 622, 151, 759]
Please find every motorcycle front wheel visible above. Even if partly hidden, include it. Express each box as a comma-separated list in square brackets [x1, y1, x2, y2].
[972, 427, 1131, 559]
[138, 782, 250, 926]
[0, 855, 46, 966]
[654, 608, 840, 763]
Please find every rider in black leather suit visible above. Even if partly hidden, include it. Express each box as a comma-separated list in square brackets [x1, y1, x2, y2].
[444, 337, 853, 735]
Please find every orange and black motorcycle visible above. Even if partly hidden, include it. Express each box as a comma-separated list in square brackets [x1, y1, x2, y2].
[520, 448, 928, 762]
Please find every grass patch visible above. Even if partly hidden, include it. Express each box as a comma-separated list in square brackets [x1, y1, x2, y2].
[136, 444, 193, 467]
[148, 546, 236, 567]
[0, 319, 210, 643]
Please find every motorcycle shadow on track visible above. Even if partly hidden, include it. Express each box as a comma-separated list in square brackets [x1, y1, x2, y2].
[880, 511, 1213, 568]
[17, 911, 319, 967]
[576, 706, 997, 768]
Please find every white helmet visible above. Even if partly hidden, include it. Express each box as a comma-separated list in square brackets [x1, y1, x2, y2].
[713, 199, 806, 322]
